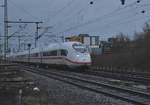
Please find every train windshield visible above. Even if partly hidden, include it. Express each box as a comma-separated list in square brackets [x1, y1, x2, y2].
[72, 43, 88, 53]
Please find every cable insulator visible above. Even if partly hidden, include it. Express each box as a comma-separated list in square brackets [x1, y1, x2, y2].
[141, 10, 145, 13]
[137, 0, 140, 3]
[90, 1, 94, 4]
[120, 0, 125, 5]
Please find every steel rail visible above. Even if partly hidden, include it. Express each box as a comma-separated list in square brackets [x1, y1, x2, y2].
[85, 70, 150, 85]
[21, 65, 150, 105]
[92, 67, 150, 78]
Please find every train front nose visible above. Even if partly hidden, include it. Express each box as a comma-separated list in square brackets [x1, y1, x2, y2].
[76, 53, 91, 66]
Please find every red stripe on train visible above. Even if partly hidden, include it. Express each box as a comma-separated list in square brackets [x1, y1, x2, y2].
[28, 56, 91, 65]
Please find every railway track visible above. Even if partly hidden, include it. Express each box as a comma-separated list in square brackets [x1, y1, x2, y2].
[20, 65, 150, 105]
[85, 69, 150, 85]
[92, 67, 150, 78]
[7, 61, 150, 85]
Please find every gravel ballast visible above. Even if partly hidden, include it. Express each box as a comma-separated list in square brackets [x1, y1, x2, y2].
[24, 70, 135, 105]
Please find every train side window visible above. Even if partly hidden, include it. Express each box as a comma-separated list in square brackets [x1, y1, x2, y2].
[61, 50, 68, 56]
[50, 50, 57, 56]
[43, 50, 57, 56]
[30, 54, 33, 57]
[22, 55, 26, 57]
[34, 53, 38, 57]
[43, 52, 48, 56]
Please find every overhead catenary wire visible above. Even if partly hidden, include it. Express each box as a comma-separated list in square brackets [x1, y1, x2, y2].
[64, 12, 150, 40]
[96, 0, 150, 29]
[52, 0, 147, 35]
[89, 10, 150, 35]
[3, 0, 149, 44]
[9, 0, 41, 21]
[58, 1, 143, 32]
[55, 0, 141, 27]
[8, 24, 28, 39]
[40, 0, 99, 38]
[49, 0, 99, 28]
[45, 0, 75, 23]
[89, 6, 150, 33]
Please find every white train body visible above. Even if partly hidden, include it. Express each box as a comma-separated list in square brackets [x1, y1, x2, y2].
[8, 42, 91, 68]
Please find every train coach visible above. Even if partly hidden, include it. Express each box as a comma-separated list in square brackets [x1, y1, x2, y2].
[7, 42, 92, 68]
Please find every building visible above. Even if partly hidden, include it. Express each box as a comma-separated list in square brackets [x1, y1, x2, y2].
[65, 34, 100, 46]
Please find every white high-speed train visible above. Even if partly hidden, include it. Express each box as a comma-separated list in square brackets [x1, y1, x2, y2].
[8, 42, 91, 68]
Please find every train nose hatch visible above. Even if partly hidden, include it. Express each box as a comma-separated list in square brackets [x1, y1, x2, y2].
[75, 53, 91, 62]
[80, 56, 90, 62]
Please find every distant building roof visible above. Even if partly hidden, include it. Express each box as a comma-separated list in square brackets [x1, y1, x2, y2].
[78, 34, 89, 37]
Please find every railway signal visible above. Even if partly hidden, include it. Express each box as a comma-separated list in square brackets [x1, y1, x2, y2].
[137, 0, 141, 3]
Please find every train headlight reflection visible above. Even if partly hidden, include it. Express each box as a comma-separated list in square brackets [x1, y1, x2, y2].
[76, 54, 80, 57]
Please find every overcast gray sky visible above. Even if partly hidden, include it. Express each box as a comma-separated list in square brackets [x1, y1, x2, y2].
[0, 0, 150, 47]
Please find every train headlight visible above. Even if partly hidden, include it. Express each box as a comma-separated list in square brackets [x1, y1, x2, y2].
[76, 54, 80, 57]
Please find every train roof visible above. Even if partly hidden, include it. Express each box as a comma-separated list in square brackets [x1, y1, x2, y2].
[8, 41, 82, 57]
[43, 41, 81, 51]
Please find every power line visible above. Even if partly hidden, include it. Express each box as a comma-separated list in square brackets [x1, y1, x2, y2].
[45, 0, 75, 23]
[8, 24, 28, 39]
[98, 12, 149, 33]
[59, 0, 138, 25]
[50, 0, 99, 28]
[47, 2, 148, 38]
[69, 13, 150, 39]
[9, 0, 41, 21]
[101, 1, 150, 28]
[91, 8, 150, 33]
[105, 12, 150, 34]
[52, 0, 147, 35]
[69, 7, 150, 36]
[59, 2, 139, 31]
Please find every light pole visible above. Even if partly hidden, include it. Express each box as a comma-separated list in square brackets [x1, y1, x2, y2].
[3, 0, 8, 60]
[18, 89, 22, 105]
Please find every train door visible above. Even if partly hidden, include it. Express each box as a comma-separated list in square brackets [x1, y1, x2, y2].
[60, 49, 68, 65]
[39, 48, 43, 64]
[56, 50, 62, 65]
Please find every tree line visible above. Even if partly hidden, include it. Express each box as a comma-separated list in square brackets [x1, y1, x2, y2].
[92, 23, 150, 71]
